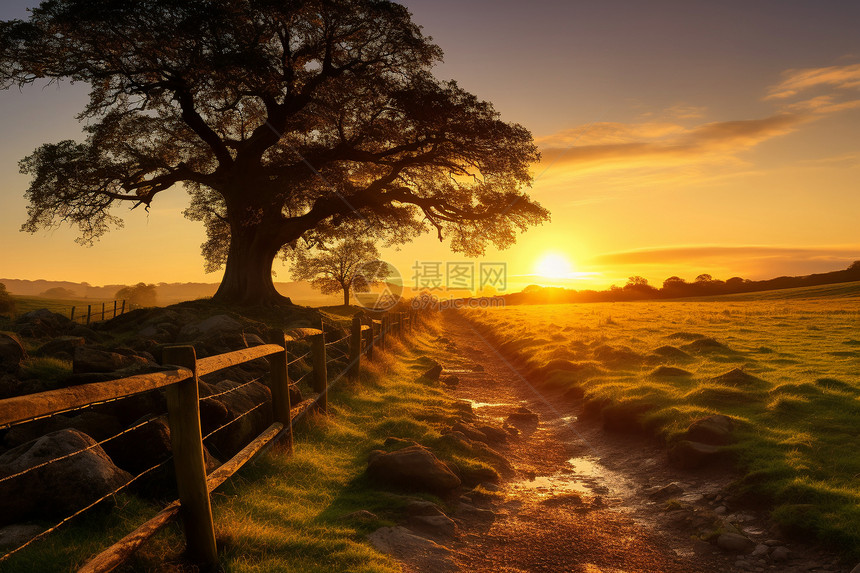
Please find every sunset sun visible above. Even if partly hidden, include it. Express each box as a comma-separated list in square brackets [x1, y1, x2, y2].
[535, 252, 574, 279]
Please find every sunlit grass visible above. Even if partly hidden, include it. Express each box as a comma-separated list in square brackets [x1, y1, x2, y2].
[463, 299, 860, 556]
[3, 316, 486, 572]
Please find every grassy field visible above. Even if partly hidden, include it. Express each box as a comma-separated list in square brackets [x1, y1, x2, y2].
[462, 294, 860, 554]
[8, 295, 116, 319]
[1, 316, 497, 572]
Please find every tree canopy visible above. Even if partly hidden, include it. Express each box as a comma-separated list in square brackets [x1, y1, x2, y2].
[1, 0, 548, 304]
[289, 236, 390, 306]
[115, 282, 158, 307]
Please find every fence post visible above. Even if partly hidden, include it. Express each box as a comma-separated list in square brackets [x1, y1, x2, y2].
[364, 317, 374, 362]
[268, 332, 293, 453]
[310, 332, 328, 414]
[101, 302, 106, 321]
[70, 306, 76, 322]
[113, 300, 118, 319]
[86, 305, 92, 325]
[161, 346, 218, 567]
[121, 300, 126, 315]
[348, 315, 362, 381]
[380, 314, 387, 351]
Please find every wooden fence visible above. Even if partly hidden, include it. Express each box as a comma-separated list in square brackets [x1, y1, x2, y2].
[69, 300, 129, 325]
[0, 308, 423, 572]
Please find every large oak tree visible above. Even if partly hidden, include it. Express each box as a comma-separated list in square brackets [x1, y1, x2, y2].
[1, 0, 548, 304]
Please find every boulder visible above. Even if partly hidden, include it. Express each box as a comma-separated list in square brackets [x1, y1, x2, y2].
[441, 375, 459, 388]
[177, 314, 243, 342]
[0, 429, 132, 525]
[103, 416, 172, 474]
[202, 379, 272, 458]
[685, 414, 735, 445]
[72, 346, 150, 374]
[475, 424, 508, 445]
[601, 402, 654, 433]
[716, 532, 755, 554]
[14, 309, 73, 338]
[3, 411, 123, 448]
[34, 336, 86, 358]
[669, 440, 724, 469]
[367, 446, 461, 492]
[419, 362, 443, 382]
[506, 406, 539, 427]
[0, 333, 27, 373]
[450, 422, 489, 444]
[367, 526, 458, 573]
[645, 482, 683, 499]
[408, 514, 458, 539]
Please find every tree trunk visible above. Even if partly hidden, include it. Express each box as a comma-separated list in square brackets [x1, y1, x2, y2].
[343, 287, 350, 307]
[212, 220, 289, 305]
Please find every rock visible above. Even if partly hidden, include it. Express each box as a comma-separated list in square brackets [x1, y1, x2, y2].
[459, 465, 500, 486]
[771, 546, 790, 561]
[714, 505, 727, 514]
[367, 445, 461, 492]
[668, 440, 724, 469]
[383, 437, 421, 449]
[441, 375, 459, 388]
[0, 429, 132, 525]
[419, 363, 443, 381]
[177, 314, 243, 342]
[3, 411, 123, 448]
[716, 532, 755, 554]
[645, 482, 683, 499]
[751, 543, 769, 556]
[763, 539, 781, 546]
[0, 333, 27, 373]
[72, 346, 149, 374]
[34, 336, 86, 358]
[404, 500, 445, 517]
[203, 379, 272, 458]
[14, 309, 73, 338]
[685, 414, 735, 445]
[0, 524, 44, 548]
[506, 406, 539, 426]
[601, 401, 654, 432]
[103, 415, 172, 474]
[450, 422, 489, 443]
[476, 425, 508, 444]
[734, 559, 752, 570]
[408, 514, 458, 539]
[454, 502, 496, 522]
[849, 562, 860, 573]
[367, 526, 457, 573]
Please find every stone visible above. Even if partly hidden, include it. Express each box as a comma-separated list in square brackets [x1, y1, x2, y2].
[14, 309, 73, 339]
[419, 363, 443, 381]
[0, 333, 27, 373]
[645, 482, 683, 499]
[103, 415, 172, 474]
[668, 440, 724, 469]
[454, 502, 496, 522]
[459, 465, 501, 486]
[72, 346, 149, 374]
[0, 429, 132, 525]
[685, 414, 735, 445]
[177, 314, 243, 342]
[408, 514, 457, 539]
[714, 505, 727, 514]
[0, 524, 44, 548]
[506, 406, 539, 426]
[203, 379, 272, 458]
[404, 500, 445, 517]
[367, 445, 461, 492]
[367, 526, 457, 573]
[441, 375, 459, 387]
[716, 532, 755, 554]
[751, 543, 769, 556]
[34, 336, 86, 358]
[770, 546, 790, 561]
[476, 425, 508, 444]
[450, 422, 489, 443]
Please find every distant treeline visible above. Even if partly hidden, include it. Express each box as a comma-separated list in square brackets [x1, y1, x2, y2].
[504, 261, 860, 305]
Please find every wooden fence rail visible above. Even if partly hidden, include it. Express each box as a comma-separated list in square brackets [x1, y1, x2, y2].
[0, 306, 427, 572]
[69, 299, 128, 326]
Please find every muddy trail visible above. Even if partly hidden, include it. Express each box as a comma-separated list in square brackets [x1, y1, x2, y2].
[421, 311, 850, 573]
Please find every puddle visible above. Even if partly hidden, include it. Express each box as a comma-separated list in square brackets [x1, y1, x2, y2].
[463, 399, 515, 409]
[513, 473, 593, 496]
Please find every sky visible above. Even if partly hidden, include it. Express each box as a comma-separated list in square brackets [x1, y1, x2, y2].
[1, 0, 859, 294]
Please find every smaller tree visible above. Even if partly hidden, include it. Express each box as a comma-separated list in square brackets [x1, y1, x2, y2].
[115, 283, 158, 308]
[290, 239, 390, 306]
[0, 283, 15, 315]
[39, 287, 78, 299]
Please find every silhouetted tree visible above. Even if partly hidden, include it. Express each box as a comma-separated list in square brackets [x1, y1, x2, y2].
[0, 283, 15, 315]
[695, 274, 713, 283]
[115, 283, 158, 307]
[1, 0, 547, 304]
[39, 287, 78, 299]
[289, 238, 389, 306]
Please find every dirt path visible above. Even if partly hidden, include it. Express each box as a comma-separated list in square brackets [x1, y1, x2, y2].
[426, 312, 847, 573]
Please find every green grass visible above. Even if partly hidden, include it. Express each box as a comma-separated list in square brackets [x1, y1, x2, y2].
[9, 296, 116, 319]
[463, 299, 860, 556]
[2, 317, 492, 572]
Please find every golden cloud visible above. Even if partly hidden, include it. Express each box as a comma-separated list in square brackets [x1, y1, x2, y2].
[537, 114, 804, 170]
[767, 63, 860, 100]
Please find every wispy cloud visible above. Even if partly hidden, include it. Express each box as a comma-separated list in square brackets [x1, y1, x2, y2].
[537, 114, 804, 171]
[766, 63, 860, 100]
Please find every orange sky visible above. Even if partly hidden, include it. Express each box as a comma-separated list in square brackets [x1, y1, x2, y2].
[1, 1, 859, 295]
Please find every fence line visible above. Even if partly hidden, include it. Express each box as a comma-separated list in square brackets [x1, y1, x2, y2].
[0, 306, 428, 572]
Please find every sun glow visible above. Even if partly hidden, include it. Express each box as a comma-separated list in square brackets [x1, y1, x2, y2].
[535, 252, 574, 279]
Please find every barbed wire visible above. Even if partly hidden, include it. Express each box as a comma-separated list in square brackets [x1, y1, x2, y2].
[286, 351, 310, 366]
[198, 377, 263, 403]
[202, 401, 269, 442]
[0, 455, 173, 563]
[324, 333, 350, 347]
[0, 415, 163, 486]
